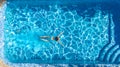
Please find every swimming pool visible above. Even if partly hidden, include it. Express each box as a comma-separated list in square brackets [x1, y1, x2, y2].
[1, 0, 120, 66]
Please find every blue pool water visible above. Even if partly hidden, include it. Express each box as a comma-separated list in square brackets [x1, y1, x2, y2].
[3, 0, 120, 64]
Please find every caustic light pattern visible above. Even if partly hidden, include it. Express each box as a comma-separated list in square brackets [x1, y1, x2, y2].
[4, 5, 116, 63]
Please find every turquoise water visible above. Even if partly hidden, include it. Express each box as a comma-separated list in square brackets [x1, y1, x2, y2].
[4, 1, 118, 64]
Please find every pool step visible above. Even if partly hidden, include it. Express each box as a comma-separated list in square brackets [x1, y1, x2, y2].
[98, 43, 120, 63]
[109, 47, 120, 63]
[103, 44, 119, 62]
[114, 54, 120, 63]
[97, 42, 114, 62]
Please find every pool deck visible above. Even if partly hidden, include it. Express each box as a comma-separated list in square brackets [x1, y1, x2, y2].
[0, 0, 6, 8]
[0, 60, 9, 67]
[0, 1, 9, 67]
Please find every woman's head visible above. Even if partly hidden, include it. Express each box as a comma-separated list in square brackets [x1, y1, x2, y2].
[54, 36, 60, 41]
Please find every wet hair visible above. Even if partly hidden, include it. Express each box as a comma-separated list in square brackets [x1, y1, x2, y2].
[54, 36, 59, 41]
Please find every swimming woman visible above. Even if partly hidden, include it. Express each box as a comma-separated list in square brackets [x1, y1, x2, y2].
[40, 32, 64, 46]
